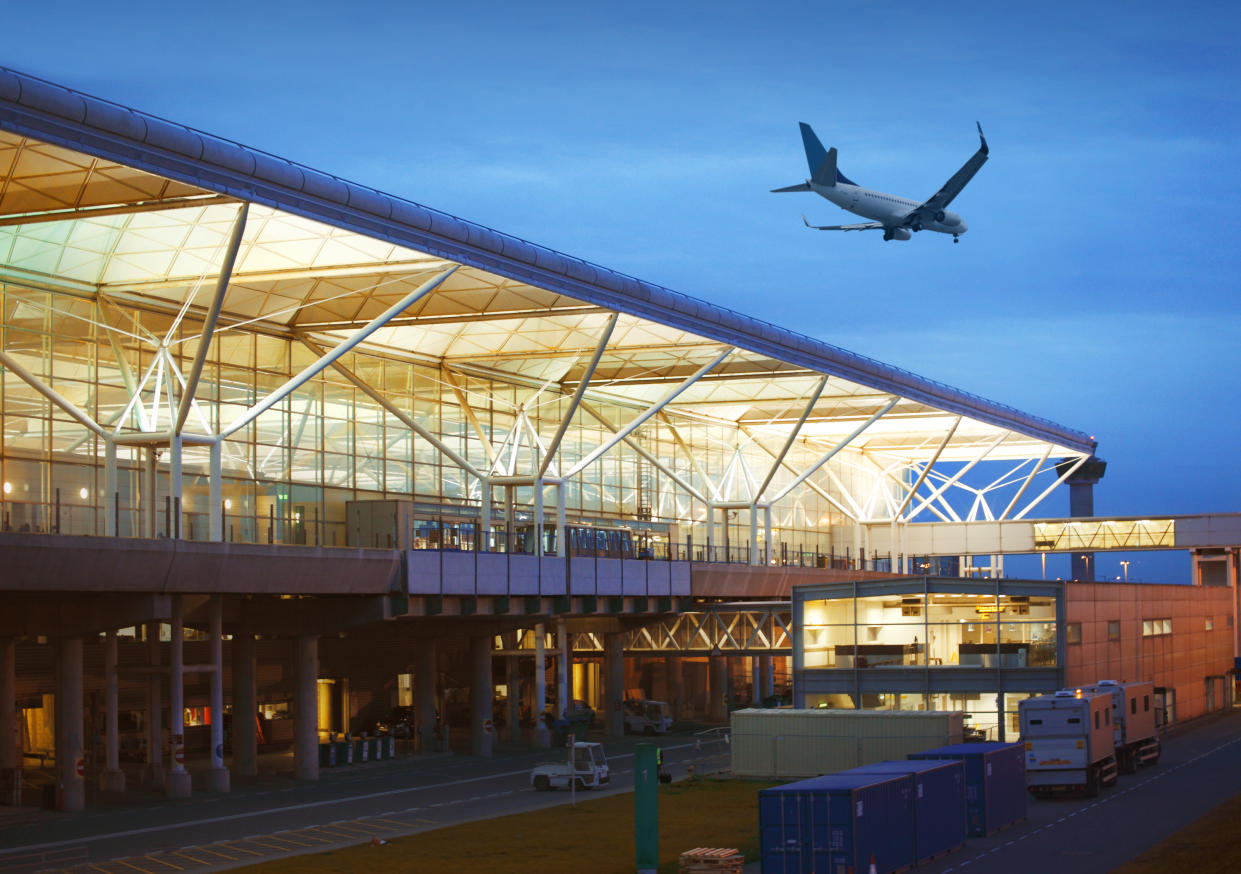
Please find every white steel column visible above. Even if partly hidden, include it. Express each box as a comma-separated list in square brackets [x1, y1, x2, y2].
[534, 478, 544, 557]
[534, 623, 550, 748]
[764, 505, 773, 566]
[209, 441, 222, 541]
[556, 483, 567, 558]
[100, 631, 125, 792]
[705, 502, 715, 559]
[771, 397, 900, 504]
[167, 596, 191, 798]
[294, 636, 319, 780]
[538, 313, 618, 478]
[0, 638, 17, 805]
[504, 487, 515, 552]
[506, 654, 521, 744]
[750, 506, 759, 566]
[105, 439, 118, 536]
[479, 478, 491, 551]
[206, 597, 229, 792]
[145, 448, 157, 538]
[169, 434, 182, 539]
[54, 636, 85, 811]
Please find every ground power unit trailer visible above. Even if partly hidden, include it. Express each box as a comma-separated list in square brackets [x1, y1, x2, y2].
[1082, 680, 1161, 773]
[1018, 690, 1118, 797]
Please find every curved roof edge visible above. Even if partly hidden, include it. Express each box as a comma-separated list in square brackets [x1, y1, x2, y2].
[0, 66, 1095, 454]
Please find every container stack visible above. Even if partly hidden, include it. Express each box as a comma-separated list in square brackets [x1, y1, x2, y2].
[846, 759, 968, 865]
[908, 742, 1026, 836]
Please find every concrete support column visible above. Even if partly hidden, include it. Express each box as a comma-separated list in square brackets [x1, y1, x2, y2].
[231, 631, 257, 778]
[415, 639, 437, 753]
[167, 596, 191, 798]
[506, 654, 521, 744]
[759, 655, 774, 700]
[708, 654, 728, 723]
[294, 636, 319, 781]
[54, 636, 85, 812]
[104, 439, 117, 536]
[750, 656, 762, 706]
[557, 619, 570, 720]
[144, 621, 163, 789]
[533, 623, 550, 748]
[209, 441, 222, 542]
[604, 633, 624, 738]
[1, 637, 19, 805]
[469, 636, 494, 757]
[504, 487, 515, 553]
[664, 656, 683, 720]
[206, 597, 229, 792]
[100, 631, 125, 792]
[996, 693, 1006, 743]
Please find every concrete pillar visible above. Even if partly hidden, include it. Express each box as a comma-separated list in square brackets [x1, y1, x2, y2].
[144, 447, 157, 538]
[665, 656, 683, 720]
[100, 631, 125, 792]
[1, 637, 19, 804]
[144, 621, 163, 789]
[294, 636, 319, 781]
[54, 636, 85, 812]
[557, 619, 570, 719]
[415, 639, 437, 753]
[604, 633, 624, 738]
[759, 655, 775, 700]
[209, 441, 222, 541]
[479, 478, 491, 551]
[533, 623, 550, 748]
[750, 656, 762, 706]
[470, 636, 494, 757]
[206, 597, 229, 792]
[506, 654, 521, 744]
[1065, 457, 1106, 582]
[534, 479, 544, 557]
[708, 654, 727, 723]
[169, 434, 182, 539]
[556, 483, 567, 557]
[167, 596, 191, 798]
[231, 631, 257, 777]
[996, 693, 1006, 743]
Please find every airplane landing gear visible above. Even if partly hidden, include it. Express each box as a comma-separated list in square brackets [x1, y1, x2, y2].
[953, 235, 959, 244]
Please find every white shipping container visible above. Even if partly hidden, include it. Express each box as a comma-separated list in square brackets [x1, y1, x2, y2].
[730, 709, 964, 778]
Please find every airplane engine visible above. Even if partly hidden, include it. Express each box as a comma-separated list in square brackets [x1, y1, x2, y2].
[882, 228, 912, 241]
[934, 210, 946, 222]
[939, 211, 962, 227]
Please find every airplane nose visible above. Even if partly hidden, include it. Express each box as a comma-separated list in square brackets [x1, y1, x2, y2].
[957, 223, 968, 234]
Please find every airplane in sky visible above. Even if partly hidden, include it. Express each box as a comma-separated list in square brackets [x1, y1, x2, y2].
[773, 123, 989, 242]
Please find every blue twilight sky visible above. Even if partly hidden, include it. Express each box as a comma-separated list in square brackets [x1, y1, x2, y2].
[6, 0, 1240, 581]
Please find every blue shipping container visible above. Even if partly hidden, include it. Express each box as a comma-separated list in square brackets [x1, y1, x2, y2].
[846, 759, 967, 864]
[908, 742, 1026, 837]
[759, 772, 916, 874]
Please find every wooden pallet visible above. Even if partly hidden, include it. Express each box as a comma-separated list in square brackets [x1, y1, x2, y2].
[679, 847, 743, 873]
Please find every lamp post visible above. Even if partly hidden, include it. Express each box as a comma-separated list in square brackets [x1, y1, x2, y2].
[1079, 554, 1091, 580]
[1119, 560, 1130, 582]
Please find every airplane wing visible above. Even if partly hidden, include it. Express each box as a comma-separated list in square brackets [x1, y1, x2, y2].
[802, 215, 885, 231]
[903, 122, 989, 226]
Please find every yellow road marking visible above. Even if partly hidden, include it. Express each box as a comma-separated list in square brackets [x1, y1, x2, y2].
[242, 838, 294, 852]
[165, 850, 211, 866]
[268, 834, 314, 847]
[193, 847, 239, 862]
[371, 818, 408, 827]
[214, 843, 264, 857]
[111, 859, 160, 874]
[143, 856, 184, 871]
[288, 830, 335, 844]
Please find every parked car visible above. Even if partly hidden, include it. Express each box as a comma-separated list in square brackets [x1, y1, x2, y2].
[374, 706, 413, 738]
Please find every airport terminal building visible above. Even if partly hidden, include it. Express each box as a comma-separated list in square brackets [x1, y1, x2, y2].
[0, 67, 1235, 810]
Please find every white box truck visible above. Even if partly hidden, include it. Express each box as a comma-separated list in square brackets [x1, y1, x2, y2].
[1082, 680, 1161, 773]
[1019, 689, 1118, 797]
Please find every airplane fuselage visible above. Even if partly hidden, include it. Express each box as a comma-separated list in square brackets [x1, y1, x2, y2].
[808, 180, 967, 237]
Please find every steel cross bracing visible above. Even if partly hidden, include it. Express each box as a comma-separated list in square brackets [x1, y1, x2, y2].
[568, 603, 795, 655]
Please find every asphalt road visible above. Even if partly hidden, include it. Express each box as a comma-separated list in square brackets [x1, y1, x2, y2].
[0, 731, 730, 873]
[914, 708, 1241, 874]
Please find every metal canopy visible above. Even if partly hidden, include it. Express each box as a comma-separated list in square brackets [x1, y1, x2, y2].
[0, 67, 1094, 532]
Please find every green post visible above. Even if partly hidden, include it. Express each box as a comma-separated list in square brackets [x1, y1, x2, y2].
[634, 742, 659, 874]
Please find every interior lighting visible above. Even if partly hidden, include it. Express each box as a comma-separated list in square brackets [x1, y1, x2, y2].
[1, 482, 9, 495]
[224, 499, 232, 510]
[79, 487, 89, 500]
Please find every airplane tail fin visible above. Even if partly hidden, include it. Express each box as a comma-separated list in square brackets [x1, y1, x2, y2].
[799, 123, 837, 187]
